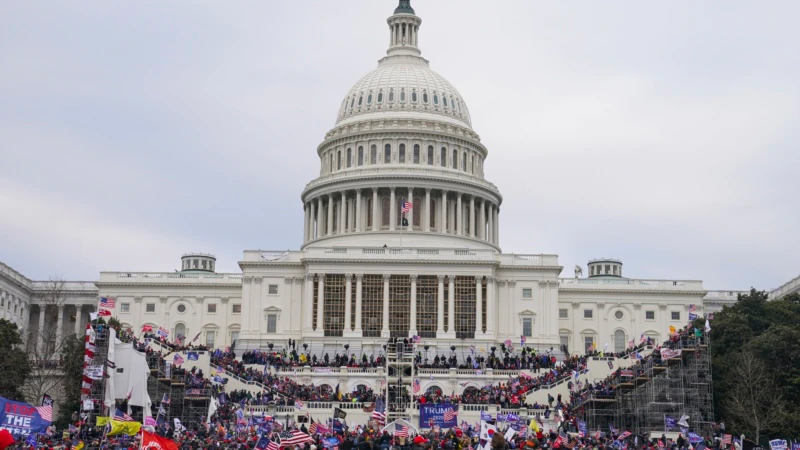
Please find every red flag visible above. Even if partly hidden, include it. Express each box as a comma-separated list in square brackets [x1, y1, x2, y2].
[142, 324, 153, 333]
[142, 430, 179, 450]
[98, 309, 112, 317]
[0, 429, 14, 450]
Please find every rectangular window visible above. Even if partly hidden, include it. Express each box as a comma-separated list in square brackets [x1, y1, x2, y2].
[671, 311, 680, 321]
[413, 145, 420, 163]
[584, 309, 593, 319]
[120, 303, 130, 313]
[440, 148, 446, 167]
[207, 303, 217, 313]
[230, 331, 239, 344]
[384, 144, 391, 163]
[205, 330, 215, 348]
[646, 311, 655, 320]
[559, 308, 568, 319]
[267, 314, 278, 333]
[584, 336, 595, 353]
[427, 146, 433, 165]
[232, 304, 242, 314]
[399, 144, 406, 163]
[145, 303, 155, 313]
[560, 336, 569, 351]
[268, 284, 279, 295]
[522, 318, 532, 337]
[522, 288, 532, 299]
[370, 146, 377, 164]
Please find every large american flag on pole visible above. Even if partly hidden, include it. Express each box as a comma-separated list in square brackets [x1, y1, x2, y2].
[401, 198, 412, 213]
[100, 297, 116, 308]
[444, 407, 458, 422]
[371, 397, 386, 424]
[395, 425, 409, 437]
[278, 430, 312, 447]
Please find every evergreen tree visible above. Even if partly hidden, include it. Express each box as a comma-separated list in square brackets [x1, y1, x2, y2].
[0, 319, 32, 401]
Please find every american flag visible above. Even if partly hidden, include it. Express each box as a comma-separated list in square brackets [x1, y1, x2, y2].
[721, 435, 732, 445]
[113, 409, 134, 422]
[100, 297, 116, 308]
[443, 407, 458, 422]
[278, 430, 313, 447]
[294, 400, 304, 410]
[308, 419, 317, 435]
[157, 326, 169, 338]
[35, 405, 53, 422]
[413, 378, 421, 394]
[371, 397, 386, 424]
[256, 437, 280, 450]
[173, 353, 184, 366]
[401, 199, 412, 213]
[395, 425, 409, 437]
[362, 402, 375, 413]
[689, 304, 697, 312]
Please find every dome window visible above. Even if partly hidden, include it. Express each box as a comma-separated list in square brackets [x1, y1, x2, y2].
[443, 96, 448, 107]
[377, 91, 383, 103]
[346, 148, 352, 168]
[367, 93, 373, 104]
[350, 97, 355, 109]
[389, 90, 395, 103]
[422, 92, 428, 103]
[411, 90, 418, 103]
[370, 145, 377, 164]
[400, 89, 406, 102]
[358, 95, 363, 106]
[358, 146, 364, 166]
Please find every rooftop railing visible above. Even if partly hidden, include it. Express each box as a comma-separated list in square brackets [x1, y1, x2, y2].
[559, 278, 704, 290]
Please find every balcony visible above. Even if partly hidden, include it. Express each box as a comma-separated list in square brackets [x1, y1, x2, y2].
[97, 272, 243, 285]
[559, 277, 704, 292]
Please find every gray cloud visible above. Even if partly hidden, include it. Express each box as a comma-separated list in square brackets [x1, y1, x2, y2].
[1, 0, 798, 291]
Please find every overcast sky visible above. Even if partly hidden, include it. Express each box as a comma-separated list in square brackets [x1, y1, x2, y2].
[1, 1, 798, 291]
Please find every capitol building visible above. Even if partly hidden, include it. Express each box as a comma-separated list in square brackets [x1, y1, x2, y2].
[2, 1, 798, 386]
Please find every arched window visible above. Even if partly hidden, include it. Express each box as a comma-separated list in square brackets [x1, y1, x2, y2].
[433, 94, 438, 105]
[443, 96, 448, 107]
[427, 146, 434, 165]
[614, 330, 626, 353]
[346, 148, 352, 168]
[452, 149, 458, 169]
[384, 144, 391, 163]
[422, 92, 428, 103]
[411, 90, 417, 102]
[429, 198, 437, 229]
[381, 197, 390, 228]
[440, 147, 446, 167]
[413, 197, 422, 227]
[425, 386, 442, 396]
[358, 146, 364, 166]
[399, 144, 406, 163]
[377, 91, 383, 103]
[388, 90, 394, 103]
[413, 145, 420, 164]
[350, 97, 355, 109]
[328, 153, 333, 172]
[367, 93, 373, 104]
[337, 150, 342, 170]
[358, 95, 363, 106]
[367, 199, 373, 228]
[175, 323, 186, 339]
[370, 145, 377, 164]
[400, 89, 406, 102]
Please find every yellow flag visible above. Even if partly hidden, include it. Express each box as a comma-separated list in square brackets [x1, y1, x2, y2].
[529, 418, 540, 433]
[74, 442, 85, 450]
[669, 325, 676, 334]
[96, 417, 142, 436]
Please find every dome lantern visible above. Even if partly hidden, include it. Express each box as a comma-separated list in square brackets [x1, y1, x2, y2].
[386, 0, 422, 58]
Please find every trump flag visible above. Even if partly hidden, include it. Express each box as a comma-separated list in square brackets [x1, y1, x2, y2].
[0, 396, 52, 437]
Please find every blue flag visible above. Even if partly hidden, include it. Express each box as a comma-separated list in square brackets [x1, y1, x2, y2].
[0, 396, 52, 437]
[480, 411, 493, 422]
[26, 433, 38, 447]
[187, 352, 199, 361]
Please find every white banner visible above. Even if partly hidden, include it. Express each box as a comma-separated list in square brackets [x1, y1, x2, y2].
[82, 399, 94, 411]
[85, 365, 104, 380]
[660, 348, 682, 359]
[769, 440, 787, 450]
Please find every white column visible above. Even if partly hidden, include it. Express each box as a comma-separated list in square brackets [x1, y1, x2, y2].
[339, 191, 346, 234]
[475, 277, 483, 336]
[436, 275, 445, 336]
[316, 197, 323, 237]
[389, 187, 396, 231]
[424, 188, 431, 232]
[304, 274, 315, 331]
[487, 203, 494, 244]
[303, 203, 309, 242]
[316, 275, 325, 333]
[38, 305, 46, 349]
[493, 205, 499, 245]
[55, 304, 64, 345]
[355, 274, 363, 334]
[469, 196, 476, 238]
[478, 199, 485, 240]
[311, 199, 318, 239]
[507, 281, 516, 338]
[74, 304, 82, 335]
[449, 200, 455, 234]
[440, 190, 448, 233]
[382, 274, 390, 337]
[486, 277, 495, 336]
[407, 187, 414, 229]
[447, 275, 456, 337]
[355, 189, 362, 232]
[456, 193, 463, 235]
[372, 188, 379, 231]
[344, 274, 353, 332]
[410, 275, 418, 337]
[327, 195, 334, 236]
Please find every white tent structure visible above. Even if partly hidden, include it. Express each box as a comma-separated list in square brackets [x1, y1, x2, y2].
[381, 418, 420, 436]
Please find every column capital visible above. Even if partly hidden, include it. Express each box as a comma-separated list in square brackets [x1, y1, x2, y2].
[474, 276, 483, 283]
[341, 190, 347, 197]
[572, 302, 580, 309]
[196, 297, 205, 304]
[437, 275, 445, 282]
[345, 274, 353, 282]
[457, 192, 463, 199]
[372, 187, 379, 193]
[356, 274, 364, 281]
[293, 277, 304, 283]
[425, 187, 432, 193]
[410, 274, 418, 282]
[355, 188, 362, 194]
[284, 277, 294, 284]
[383, 274, 391, 282]
[306, 273, 316, 282]
[134, 296, 143, 303]
[597, 303, 605, 309]
[390, 187, 396, 192]
[633, 303, 642, 310]
[159, 296, 168, 304]
[507, 281, 517, 287]
[221, 297, 230, 304]
[448, 275, 455, 282]
[486, 276, 495, 284]
[253, 277, 263, 285]
[496, 280, 506, 286]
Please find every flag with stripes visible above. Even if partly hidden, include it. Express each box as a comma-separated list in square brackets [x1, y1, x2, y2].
[395, 425, 409, 437]
[173, 353, 184, 366]
[413, 378, 421, 394]
[100, 297, 116, 308]
[113, 409, 133, 422]
[35, 405, 53, 422]
[371, 397, 386, 424]
[721, 435, 732, 445]
[444, 407, 458, 422]
[278, 430, 313, 447]
[294, 399, 304, 410]
[401, 198, 412, 213]
[308, 418, 317, 435]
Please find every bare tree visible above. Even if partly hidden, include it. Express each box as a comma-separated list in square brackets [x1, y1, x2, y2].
[722, 349, 786, 443]
[22, 278, 71, 406]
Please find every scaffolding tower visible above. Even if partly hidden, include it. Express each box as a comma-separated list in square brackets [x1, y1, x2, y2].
[581, 333, 714, 438]
[385, 341, 415, 423]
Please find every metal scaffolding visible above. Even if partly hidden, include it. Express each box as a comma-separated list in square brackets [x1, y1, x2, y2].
[385, 341, 415, 423]
[581, 333, 714, 437]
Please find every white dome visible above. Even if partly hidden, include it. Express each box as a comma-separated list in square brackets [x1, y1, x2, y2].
[335, 60, 473, 129]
